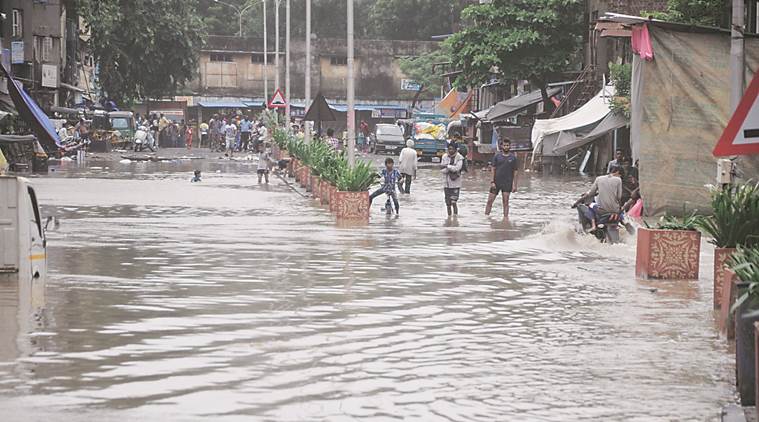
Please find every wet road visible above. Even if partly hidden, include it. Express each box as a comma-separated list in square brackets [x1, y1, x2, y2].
[0, 151, 735, 421]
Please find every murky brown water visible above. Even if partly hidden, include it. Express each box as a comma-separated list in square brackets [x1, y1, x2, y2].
[0, 151, 736, 421]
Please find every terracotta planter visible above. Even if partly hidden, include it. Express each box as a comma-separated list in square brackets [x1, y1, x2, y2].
[736, 288, 759, 406]
[320, 180, 331, 205]
[287, 157, 295, 177]
[310, 175, 321, 198]
[328, 185, 338, 212]
[635, 228, 701, 280]
[299, 166, 310, 189]
[719, 269, 739, 339]
[715, 248, 737, 309]
[293, 159, 301, 181]
[334, 191, 369, 219]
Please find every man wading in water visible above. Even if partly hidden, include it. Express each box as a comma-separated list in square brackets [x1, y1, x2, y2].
[485, 139, 519, 218]
[441, 142, 464, 216]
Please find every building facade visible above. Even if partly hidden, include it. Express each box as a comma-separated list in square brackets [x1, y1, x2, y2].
[189, 35, 440, 106]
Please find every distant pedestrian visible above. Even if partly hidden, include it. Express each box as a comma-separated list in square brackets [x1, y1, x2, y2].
[441, 142, 464, 217]
[607, 149, 624, 174]
[397, 139, 418, 194]
[257, 143, 272, 184]
[369, 157, 401, 214]
[485, 139, 518, 218]
[240, 116, 252, 151]
[224, 120, 237, 155]
[185, 123, 193, 150]
[326, 128, 341, 151]
[199, 121, 209, 148]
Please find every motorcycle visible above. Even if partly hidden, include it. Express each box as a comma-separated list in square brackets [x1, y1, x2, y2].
[133, 126, 156, 152]
[572, 198, 633, 244]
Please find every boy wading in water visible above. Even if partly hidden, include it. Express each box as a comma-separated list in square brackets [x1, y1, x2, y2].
[257, 143, 273, 184]
[441, 142, 464, 216]
[485, 139, 519, 218]
[369, 157, 401, 215]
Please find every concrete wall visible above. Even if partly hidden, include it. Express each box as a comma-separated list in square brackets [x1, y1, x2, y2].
[190, 36, 440, 103]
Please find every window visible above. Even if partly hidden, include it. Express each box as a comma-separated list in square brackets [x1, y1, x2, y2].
[12, 9, 23, 38]
[210, 53, 233, 62]
[330, 56, 347, 66]
[251, 53, 275, 64]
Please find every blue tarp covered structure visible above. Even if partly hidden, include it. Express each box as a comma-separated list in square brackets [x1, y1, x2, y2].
[1, 63, 60, 151]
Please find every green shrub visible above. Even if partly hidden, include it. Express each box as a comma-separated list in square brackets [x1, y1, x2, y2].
[655, 211, 702, 231]
[729, 246, 759, 314]
[697, 182, 759, 248]
[336, 159, 378, 192]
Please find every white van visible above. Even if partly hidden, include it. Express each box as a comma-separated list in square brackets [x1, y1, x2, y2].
[0, 176, 46, 360]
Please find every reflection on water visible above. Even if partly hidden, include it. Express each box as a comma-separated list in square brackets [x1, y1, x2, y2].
[0, 154, 735, 421]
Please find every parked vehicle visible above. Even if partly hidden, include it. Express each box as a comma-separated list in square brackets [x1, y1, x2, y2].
[398, 118, 448, 160]
[0, 176, 48, 284]
[0, 135, 48, 173]
[372, 124, 405, 154]
[109, 111, 136, 148]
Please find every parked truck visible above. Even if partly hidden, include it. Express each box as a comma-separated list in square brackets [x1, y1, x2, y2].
[0, 176, 47, 284]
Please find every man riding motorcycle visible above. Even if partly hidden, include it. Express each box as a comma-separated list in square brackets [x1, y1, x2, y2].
[574, 165, 624, 241]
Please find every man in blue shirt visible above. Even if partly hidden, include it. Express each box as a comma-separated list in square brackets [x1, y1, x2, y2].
[369, 157, 401, 214]
[485, 139, 519, 217]
[239, 116, 252, 151]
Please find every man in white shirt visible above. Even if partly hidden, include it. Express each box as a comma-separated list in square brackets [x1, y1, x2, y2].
[397, 139, 418, 194]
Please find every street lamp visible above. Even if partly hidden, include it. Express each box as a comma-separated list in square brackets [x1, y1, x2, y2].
[213, 0, 255, 37]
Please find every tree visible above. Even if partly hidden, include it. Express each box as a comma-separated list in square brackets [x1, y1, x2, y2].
[446, 0, 583, 106]
[367, 0, 469, 40]
[78, 0, 205, 104]
[398, 45, 450, 108]
[647, 0, 729, 28]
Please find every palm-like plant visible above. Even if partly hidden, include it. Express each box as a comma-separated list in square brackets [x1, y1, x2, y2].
[730, 246, 759, 313]
[697, 182, 759, 248]
[335, 159, 379, 191]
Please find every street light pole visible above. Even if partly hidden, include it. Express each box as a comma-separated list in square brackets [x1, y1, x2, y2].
[285, 0, 291, 125]
[730, 0, 745, 111]
[263, 0, 268, 102]
[275, 0, 280, 92]
[346, 0, 356, 167]
[305, 0, 311, 142]
[214, 0, 255, 37]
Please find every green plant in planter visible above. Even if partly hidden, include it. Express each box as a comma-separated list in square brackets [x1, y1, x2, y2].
[335, 160, 378, 191]
[273, 128, 290, 149]
[304, 140, 332, 175]
[730, 246, 759, 313]
[655, 211, 702, 231]
[286, 136, 306, 161]
[697, 182, 759, 248]
[320, 153, 347, 186]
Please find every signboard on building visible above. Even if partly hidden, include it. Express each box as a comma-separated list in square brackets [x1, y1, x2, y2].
[41, 64, 58, 88]
[372, 108, 408, 119]
[401, 79, 421, 91]
[174, 96, 194, 106]
[11, 42, 24, 64]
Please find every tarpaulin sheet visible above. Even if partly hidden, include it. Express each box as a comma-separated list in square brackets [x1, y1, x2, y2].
[0, 64, 60, 151]
[531, 85, 617, 157]
[631, 25, 759, 215]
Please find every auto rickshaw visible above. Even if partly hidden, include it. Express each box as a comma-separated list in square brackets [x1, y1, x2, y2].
[108, 111, 135, 149]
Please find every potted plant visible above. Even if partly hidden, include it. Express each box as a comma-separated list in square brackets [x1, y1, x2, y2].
[334, 160, 378, 219]
[305, 141, 330, 198]
[698, 182, 759, 309]
[635, 212, 702, 280]
[729, 246, 759, 405]
[320, 153, 346, 209]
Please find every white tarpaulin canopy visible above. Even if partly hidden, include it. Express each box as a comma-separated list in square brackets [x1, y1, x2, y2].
[531, 85, 627, 158]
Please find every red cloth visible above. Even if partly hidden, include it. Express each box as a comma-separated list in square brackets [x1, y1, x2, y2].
[632, 24, 654, 61]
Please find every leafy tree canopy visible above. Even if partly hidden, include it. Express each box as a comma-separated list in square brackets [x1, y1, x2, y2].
[199, 0, 464, 40]
[78, 0, 205, 104]
[646, 0, 729, 28]
[446, 0, 583, 101]
[398, 45, 451, 105]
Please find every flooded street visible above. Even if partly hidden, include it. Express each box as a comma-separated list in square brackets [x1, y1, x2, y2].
[0, 152, 736, 421]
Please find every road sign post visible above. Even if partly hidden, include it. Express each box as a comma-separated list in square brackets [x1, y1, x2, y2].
[268, 88, 287, 109]
[714, 71, 759, 156]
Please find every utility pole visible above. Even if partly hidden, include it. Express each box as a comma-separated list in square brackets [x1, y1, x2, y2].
[285, 0, 291, 126]
[730, 0, 745, 111]
[305, 0, 312, 142]
[275, 0, 280, 92]
[263, 0, 268, 102]
[346, 0, 356, 167]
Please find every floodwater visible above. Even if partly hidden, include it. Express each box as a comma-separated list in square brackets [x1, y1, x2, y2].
[0, 151, 736, 421]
